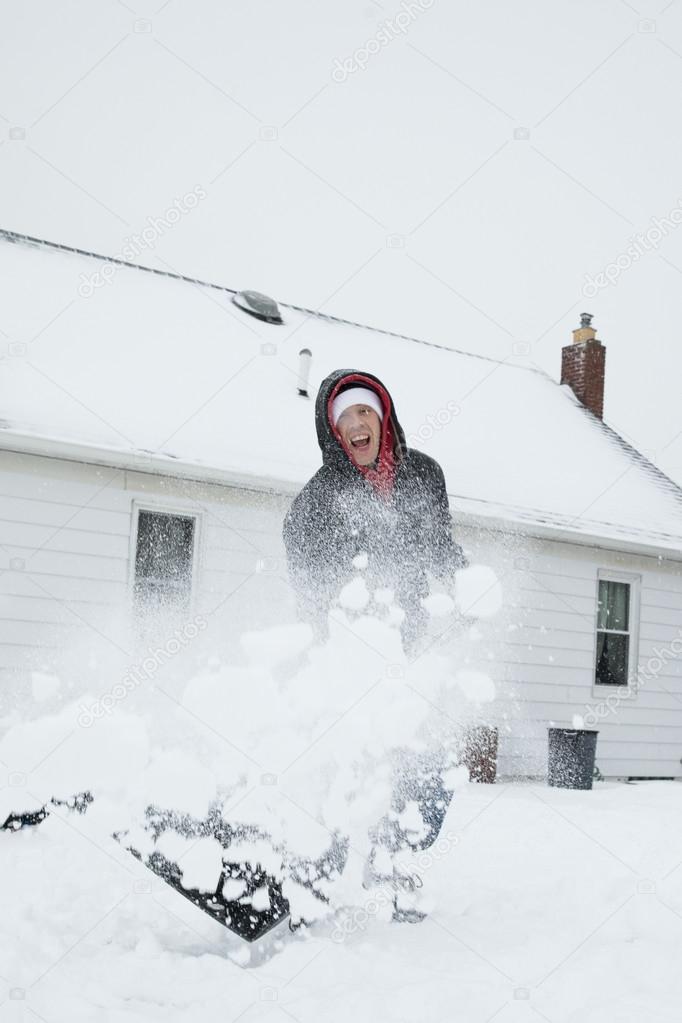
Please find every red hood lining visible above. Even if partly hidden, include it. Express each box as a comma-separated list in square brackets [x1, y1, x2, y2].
[327, 373, 396, 498]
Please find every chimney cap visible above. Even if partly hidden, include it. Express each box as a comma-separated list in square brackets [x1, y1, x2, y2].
[563, 312, 605, 418]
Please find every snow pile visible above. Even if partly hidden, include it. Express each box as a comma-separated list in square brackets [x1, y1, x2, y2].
[453, 564, 503, 619]
[31, 671, 61, 703]
[7, 560, 681, 1018]
[155, 833, 225, 892]
[421, 592, 455, 617]
[0, 561, 500, 927]
[454, 670, 496, 704]
[2, 779, 682, 1022]
[338, 574, 371, 611]
[240, 623, 313, 669]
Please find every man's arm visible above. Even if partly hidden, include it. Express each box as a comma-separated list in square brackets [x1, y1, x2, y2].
[282, 485, 347, 642]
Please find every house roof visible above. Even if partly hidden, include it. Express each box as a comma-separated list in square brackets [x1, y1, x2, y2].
[2, 229, 682, 557]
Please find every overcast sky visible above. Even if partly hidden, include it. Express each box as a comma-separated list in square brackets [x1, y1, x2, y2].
[2, 0, 682, 487]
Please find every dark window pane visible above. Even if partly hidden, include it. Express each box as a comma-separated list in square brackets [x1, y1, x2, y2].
[135, 512, 195, 584]
[134, 512, 195, 612]
[597, 580, 630, 632]
[595, 630, 629, 686]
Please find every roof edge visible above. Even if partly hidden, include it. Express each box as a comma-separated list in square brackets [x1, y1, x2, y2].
[558, 383, 682, 504]
[3, 426, 682, 563]
[0, 427, 300, 497]
[454, 505, 682, 563]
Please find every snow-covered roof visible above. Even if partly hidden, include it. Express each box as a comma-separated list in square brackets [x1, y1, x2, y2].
[2, 230, 682, 556]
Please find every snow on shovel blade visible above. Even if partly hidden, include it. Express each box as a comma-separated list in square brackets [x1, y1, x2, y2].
[2, 794, 290, 942]
[2, 806, 49, 831]
[2, 792, 93, 831]
[114, 804, 292, 943]
[119, 838, 291, 942]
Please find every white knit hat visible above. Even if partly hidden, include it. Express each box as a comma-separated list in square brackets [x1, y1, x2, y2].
[331, 386, 383, 427]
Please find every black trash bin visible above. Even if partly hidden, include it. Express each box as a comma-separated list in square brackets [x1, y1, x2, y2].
[547, 728, 599, 790]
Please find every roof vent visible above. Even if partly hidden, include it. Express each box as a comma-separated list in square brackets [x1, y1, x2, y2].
[232, 289, 283, 324]
[298, 348, 312, 397]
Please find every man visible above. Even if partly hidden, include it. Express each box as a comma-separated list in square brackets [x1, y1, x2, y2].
[283, 368, 467, 653]
[283, 368, 468, 921]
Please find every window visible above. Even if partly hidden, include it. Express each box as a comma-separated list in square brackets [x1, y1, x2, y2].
[133, 509, 196, 617]
[595, 577, 632, 686]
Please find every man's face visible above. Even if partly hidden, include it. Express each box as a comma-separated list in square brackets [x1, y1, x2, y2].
[336, 403, 382, 466]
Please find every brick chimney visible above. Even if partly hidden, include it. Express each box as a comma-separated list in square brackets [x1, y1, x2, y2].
[560, 312, 606, 419]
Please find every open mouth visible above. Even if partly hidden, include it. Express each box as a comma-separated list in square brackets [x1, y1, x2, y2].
[350, 433, 371, 450]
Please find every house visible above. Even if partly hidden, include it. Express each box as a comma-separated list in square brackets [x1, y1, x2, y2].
[2, 228, 682, 780]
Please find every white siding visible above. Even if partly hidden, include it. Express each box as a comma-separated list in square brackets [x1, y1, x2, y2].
[455, 524, 682, 779]
[0, 454, 133, 689]
[2, 449, 682, 779]
[0, 451, 296, 701]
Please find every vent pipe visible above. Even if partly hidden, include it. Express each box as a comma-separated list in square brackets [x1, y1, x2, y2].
[298, 348, 312, 397]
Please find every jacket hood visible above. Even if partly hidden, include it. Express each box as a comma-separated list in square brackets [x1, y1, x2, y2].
[314, 368, 407, 472]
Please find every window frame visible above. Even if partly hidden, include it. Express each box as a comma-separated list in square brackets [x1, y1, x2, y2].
[591, 569, 641, 693]
[128, 499, 203, 618]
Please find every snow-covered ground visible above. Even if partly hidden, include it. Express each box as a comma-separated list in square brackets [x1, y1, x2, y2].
[2, 578, 682, 1021]
[2, 779, 682, 1022]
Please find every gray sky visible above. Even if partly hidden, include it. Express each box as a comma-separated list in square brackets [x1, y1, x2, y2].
[2, 0, 682, 486]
